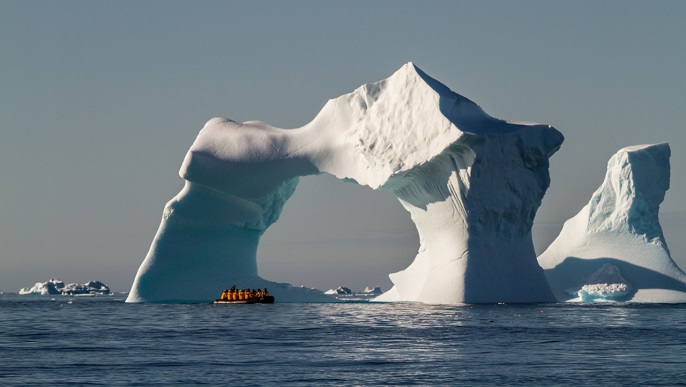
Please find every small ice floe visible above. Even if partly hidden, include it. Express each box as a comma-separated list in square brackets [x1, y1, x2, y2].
[565, 263, 633, 302]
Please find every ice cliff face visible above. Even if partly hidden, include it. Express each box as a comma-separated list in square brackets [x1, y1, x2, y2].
[127, 63, 563, 303]
[538, 143, 686, 302]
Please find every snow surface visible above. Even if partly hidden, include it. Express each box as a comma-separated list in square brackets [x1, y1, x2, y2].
[538, 143, 686, 303]
[127, 63, 563, 303]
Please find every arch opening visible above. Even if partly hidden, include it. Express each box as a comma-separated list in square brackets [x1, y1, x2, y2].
[258, 174, 418, 293]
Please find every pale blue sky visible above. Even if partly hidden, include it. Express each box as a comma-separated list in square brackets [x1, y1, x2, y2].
[1, 1, 685, 292]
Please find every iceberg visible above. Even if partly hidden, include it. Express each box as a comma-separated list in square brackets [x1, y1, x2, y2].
[538, 143, 686, 302]
[324, 286, 384, 302]
[19, 279, 65, 295]
[363, 286, 383, 295]
[324, 286, 353, 295]
[19, 279, 110, 295]
[63, 280, 111, 295]
[127, 62, 563, 304]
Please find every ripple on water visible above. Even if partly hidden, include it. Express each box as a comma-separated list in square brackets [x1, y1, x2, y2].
[1, 295, 685, 385]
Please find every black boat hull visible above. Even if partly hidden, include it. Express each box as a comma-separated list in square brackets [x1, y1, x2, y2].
[212, 296, 274, 304]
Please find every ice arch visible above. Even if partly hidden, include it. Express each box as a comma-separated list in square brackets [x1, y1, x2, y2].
[127, 63, 563, 303]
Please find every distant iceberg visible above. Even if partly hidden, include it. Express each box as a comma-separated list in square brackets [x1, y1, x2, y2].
[538, 143, 686, 302]
[363, 286, 383, 295]
[19, 279, 65, 295]
[19, 279, 110, 295]
[324, 286, 385, 302]
[324, 286, 352, 295]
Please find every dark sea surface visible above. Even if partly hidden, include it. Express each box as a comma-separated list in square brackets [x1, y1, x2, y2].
[1, 294, 685, 386]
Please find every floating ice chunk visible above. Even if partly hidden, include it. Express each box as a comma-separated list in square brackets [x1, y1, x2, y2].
[564, 263, 633, 301]
[578, 283, 632, 302]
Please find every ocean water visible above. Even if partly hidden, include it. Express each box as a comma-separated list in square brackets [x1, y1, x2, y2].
[1, 294, 685, 385]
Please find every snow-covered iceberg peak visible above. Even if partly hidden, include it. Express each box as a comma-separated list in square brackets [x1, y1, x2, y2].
[587, 143, 670, 242]
[127, 63, 563, 303]
[539, 143, 686, 302]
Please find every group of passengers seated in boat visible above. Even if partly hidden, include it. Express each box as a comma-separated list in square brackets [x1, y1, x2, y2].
[220, 285, 269, 301]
